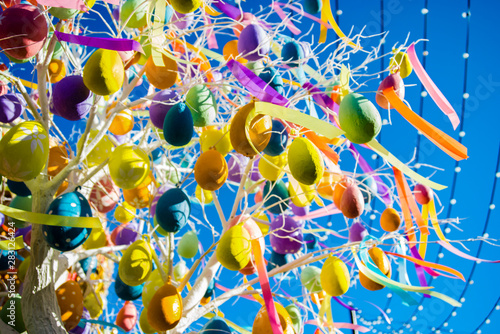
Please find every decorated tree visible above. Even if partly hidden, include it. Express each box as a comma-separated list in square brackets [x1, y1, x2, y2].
[0, 0, 488, 334]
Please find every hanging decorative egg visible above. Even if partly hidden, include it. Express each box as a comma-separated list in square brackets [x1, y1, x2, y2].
[285, 304, 302, 334]
[163, 102, 194, 147]
[300, 266, 322, 293]
[177, 230, 199, 258]
[50, 76, 92, 121]
[47, 59, 66, 83]
[118, 239, 153, 286]
[48, 141, 69, 177]
[69, 307, 90, 334]
[195, 185, 213, 204]
[56, 280, 84, 331]
[201, 316, 232, 334]
[120, 0, 148, 28]
[282, 41, 304, 67]
[108, 108, 134, 136]
[109, 144, 150, 190]
[82, 227, 107, 250]
[303, 0, 322, 14]
[216, 224, 252, 271]
[0, 4, 48, 60]
[155, 187, 191, 233]
[43, 190, 92, 252]
[263, 180, 290, 214]
[304, 233, 317, 250]
[376, 72, 405, 109]
[9, 195, 32, 228]
[349, 222, 368, 242]
[83, 49, 124, 96]
[223, 40, 247, 64]
[123, 171, 155, 209]
[288, 181, 315, 208]
[267, 250, 293, 272]
[338, 93, 382, 144]
[258, 67, 284, 95]
[340, 183, 365, 218]
[238, 24, 270, 61]
[48, 6, 80, 20]
[116, 301, 137, 332]
[0, 93, 23, 123]
[89, 175, 120, 213]
[389, 51, 412, 78]
[83, 291, 103, 319]
[147, 282, 183, 331]
[258, 153, 287, 181]
[142, 268, 166, 307]
[194, 149, 228, 191]
[230, 102, 272, 157]
[270, 215, 303, 254]
[288, 137, 324, 185]
[186, 84, 218, 127]
[139, 307, 157, 334]
[79, 129, 114, 167]
[252, 303, 295, 334]
[227, 154, 249, 183]
[149, 90, 179, 129]
[320, 255, 350, 296]
[414, 183, 433, 204]
[0, 121, 49, 181]
[263, 119, 288, 156]
[115, 202, 137, 224]
[115, 222, 140, 246]
[169, 0, 202, 14]
[356, 174, 378, 203]
[359, 247, 391, 291]
[380, 208, 401, 232]
[145, 52, 178, 89]
[7, 179, 31, 196]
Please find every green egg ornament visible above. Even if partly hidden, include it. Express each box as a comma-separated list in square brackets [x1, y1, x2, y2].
[288, 137, 324, 185]
[320, 255, 350, 296]
[0, 294, 25, 333]
[263, 180, 290, 214]
[186, 84, 218, 127]
[285, 304, 302, 334]
[108, 144, 150, 190]
[173, 260, 188, 281]
[216, 224, 252, 271]
[139, 307, 157, 334]
[142, 268, 167, 307]
[0, 121, 49, 181]
[49, 7, 80, 20]
[300, 266, 323, 293]
[338, 93, 382, 144]
[169, 0, 202, 14]
[120, 0, 149, 28]
[177, 230, 199, 258]
[118, 239, 153, 286]
[83, 49, 124, 96]
[8, 195, 32, 228]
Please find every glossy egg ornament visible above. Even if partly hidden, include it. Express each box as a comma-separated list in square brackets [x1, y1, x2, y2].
[163, 102, 194, 147]
[230, 102, 272, 157]
[359, 247, 392, 291]
[82, 227, 107, 250]
[149, 90, 179, 129]
[0, 294, 25, 333]
[169, 0, 202, 14]
[258, 67, 284, 95]
[300, 266, 322, 293]
[252, 302, 295, 334]
[108, 108, 134, 136]
[194, 149, 228, 191]
[376, 72, 405, 109]
[380, 207, 401, 232]
[51, 76, 92, 121]
[282, 41, 304, 67]
[83, 49, 124, 96]
[258, 153, 287, 181]
[56, 280, 84, 331]
[139, 308, 157, 333]
[338, 93, 382, 144]
[155, 187, 191, 233]
[145, 51, 178, 89]
[340, 183, 365, 219]
[186, 84, 217, 127]
[0, 121, 49, 181]
[414, 183, 433, 205]
[147, 282, 183, 331]
[288, 137, 324, 185]
[115, 202, 136, 224]
[43, 190, 93, 252]
[177, 230, 199, 258]
[303, 0, 322, 14]
[0, 4, 48, 60]
[270, 215, 303, 254]
[80, 129, 114, 167]
[119, 239, 153, 286]
[389, 51, 412, 78]
[89, 175, 120, 214]
[116, 301, 138, 332]
[263, 119, 288, 156]
[201, 316, 232, 334]
[320, 255, 350, 296]
[120, 0, 149, 28]
[108, 144, 150, 190]
[200, 127, 232, 155]
[238, 24, 270, 61]
[216, 224, 252, 271]
[0, 93, 23, 123]
[263, 180, 290, 214]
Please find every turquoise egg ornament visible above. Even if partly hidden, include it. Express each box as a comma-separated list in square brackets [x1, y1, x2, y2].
[155, 188, 191, 233]
[263, 180, 290, 214]
[115, 274, 144, 301]
[163, 102, 194, 147]
[201, 316, 231, 334]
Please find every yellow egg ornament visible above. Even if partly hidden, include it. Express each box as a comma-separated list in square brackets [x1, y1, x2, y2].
[48, 59, 66, 83]
[83, 228, 107, 250]
[389, 51, 412, 78]
[252, 303, 295, 334]
[320, 255, 350, 296]
[216, 224, 252, 271]
[114, 202, 137, 224]
[109, 144, 150, 190]
[258, 153, 287, 181]
[288, 137, 324, 186]
[194, 149, 228, 191]
[200, 127, 232, 156]
[169, 0, 202, 14]
[288, 181, 315, 207]
[119, 239, 153, 286]
[79, 129, 114, 167]
[0, 121, 49, 181]
[195, 185, 213, 204]
[142, 268, 165, 307]
[84, 291, 103, 319]
[83, 49, 124, 95]
[147, 282, 183, 331]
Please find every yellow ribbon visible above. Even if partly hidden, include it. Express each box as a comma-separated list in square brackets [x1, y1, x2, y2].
[0, 236, 24, 251]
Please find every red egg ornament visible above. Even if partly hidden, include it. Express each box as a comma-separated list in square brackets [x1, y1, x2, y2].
[340, 184, 365, 219]
[0, 5, 48, 60]
[414, 183, 433, 205]
[89, 175, 120, 213]
[116, 301, 138, 332]
[376, 72, 405, 109]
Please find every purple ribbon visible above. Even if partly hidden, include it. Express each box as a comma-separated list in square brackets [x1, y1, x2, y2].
[54, 31, 144, 54]
[303, 82, 338, 115]
[227, 59, 289, 106]
[212, 0, 242, 20]
[333, 296, 358, 311]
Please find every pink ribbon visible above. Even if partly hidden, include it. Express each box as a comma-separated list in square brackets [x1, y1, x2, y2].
[407, 43, 460, 129]
[438, 240, 500, 263]
[274, 2, 331, 29]
[271, 3, 301, 35]
[37, 0, 87, 10]
[305, 320, 370, 332]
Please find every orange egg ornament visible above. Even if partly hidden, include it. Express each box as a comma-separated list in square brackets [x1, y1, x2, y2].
[223, 40, 247, 64]
[48, 141, 69, 177]
[108, 108, 134, 136]
[194, 149, 228, 191]
[359, 247, 392, 291]
[147, 282, 182, 331]
[48, 59, 66, 83]
[252, 303, 295, 334]
[380, 207, 401, 232]
[145, 52, 178, 89]
[230, 102, 272, 157]
[123, 171, 155, 209]
[56, 280, 84, 331]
